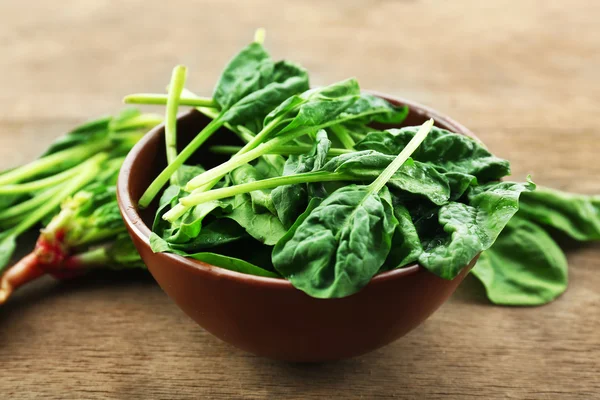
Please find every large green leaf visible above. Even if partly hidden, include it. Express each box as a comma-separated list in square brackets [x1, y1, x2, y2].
[272, 187, 398, 298]
[263, 78, 361, 136]
[151, 218, 246, 254]
[517, 187, 600, 241]
[220, 193, 287, 246]
[150, 233, 278, 278]
[418, 180, 535, 279]
[272, 120, 435, 298]
[222, 60, 310, 131]
[355, 127, 511, 182]
[230, 164, 276, 215]
[212, 42, 275, 109]
[472, 214, 568, 306]
[337, 93, 408, 125]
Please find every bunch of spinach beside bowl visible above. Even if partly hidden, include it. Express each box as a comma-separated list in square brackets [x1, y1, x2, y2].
[124, 31, 600, 305]
[0, 109, 161, 303]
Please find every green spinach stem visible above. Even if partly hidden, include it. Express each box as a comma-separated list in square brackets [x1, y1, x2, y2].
[123, 94, 218, 108]
[165, 126, 312, 222]
[7, 154, 105, 237]
[208, 145, 352, 156]
[67, 246, 113, 267]
[234, 126, 256, 143]
[329, 124, 355, 149]
[166, 115, 432, 220]
[111, 113, 165, 131]
[164, 171, 349, 221]
[0, 153, 108, 195]
[184, 127, 311, 191]
[74, 227, 128, 247]
[0, 140, 109, 186]
[0, 185, 63, 221]
[179, 88, 253, 143]
[254, 28, 266, 44]
[165, 65, 188, 184]
[237, 115, 285, 154]
[138, 111, 226, 208]
[367, 118, 433, 194]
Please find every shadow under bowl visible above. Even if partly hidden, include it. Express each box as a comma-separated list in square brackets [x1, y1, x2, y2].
[117, 93, 478, 362]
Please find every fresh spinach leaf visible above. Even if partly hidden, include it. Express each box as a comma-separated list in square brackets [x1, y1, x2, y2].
[151, 165, 207, 235]
[356, 126, 511, 182]
[517, 187, 600, 241]
[191, 252, 280, 278]
[418, 180, 535, 279]
[150, 233, 278, 278]
[273, 185, 398, 298]
[231, 60, 310, 133]
[222, 61, 310, 131]
[219, 192, 287, 246]
[164, 201, 225, 244]
[262, 78, 362, 136]
[152, 185, 185, 234]
[472, 214, 568, 306]
[151, 218, 246, 254]
[212, 42, 275, 109]
[40, 108, 148, 159]
[231, 164, 276, 215]
[151, 164, 240, 252]
[150, 164, 246, 250]
[342, 94, 408, 125]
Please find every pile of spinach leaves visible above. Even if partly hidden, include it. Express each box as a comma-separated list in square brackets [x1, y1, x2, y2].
[128, 32, 600, 305]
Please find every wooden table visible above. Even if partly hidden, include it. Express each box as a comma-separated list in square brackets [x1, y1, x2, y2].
[1, 1, 599, 398]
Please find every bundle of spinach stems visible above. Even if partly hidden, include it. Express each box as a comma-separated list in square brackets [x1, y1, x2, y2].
[0, 110, 163, 303]
[1, 30, 598, 306]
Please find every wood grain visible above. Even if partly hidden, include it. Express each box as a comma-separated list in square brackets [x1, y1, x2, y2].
[0, 0, 599, 398]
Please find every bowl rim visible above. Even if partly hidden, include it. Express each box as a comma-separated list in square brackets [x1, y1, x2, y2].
[117, 92, 476, 289]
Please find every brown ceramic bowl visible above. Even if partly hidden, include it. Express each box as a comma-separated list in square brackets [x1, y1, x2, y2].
[117, 93, 478, 362]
